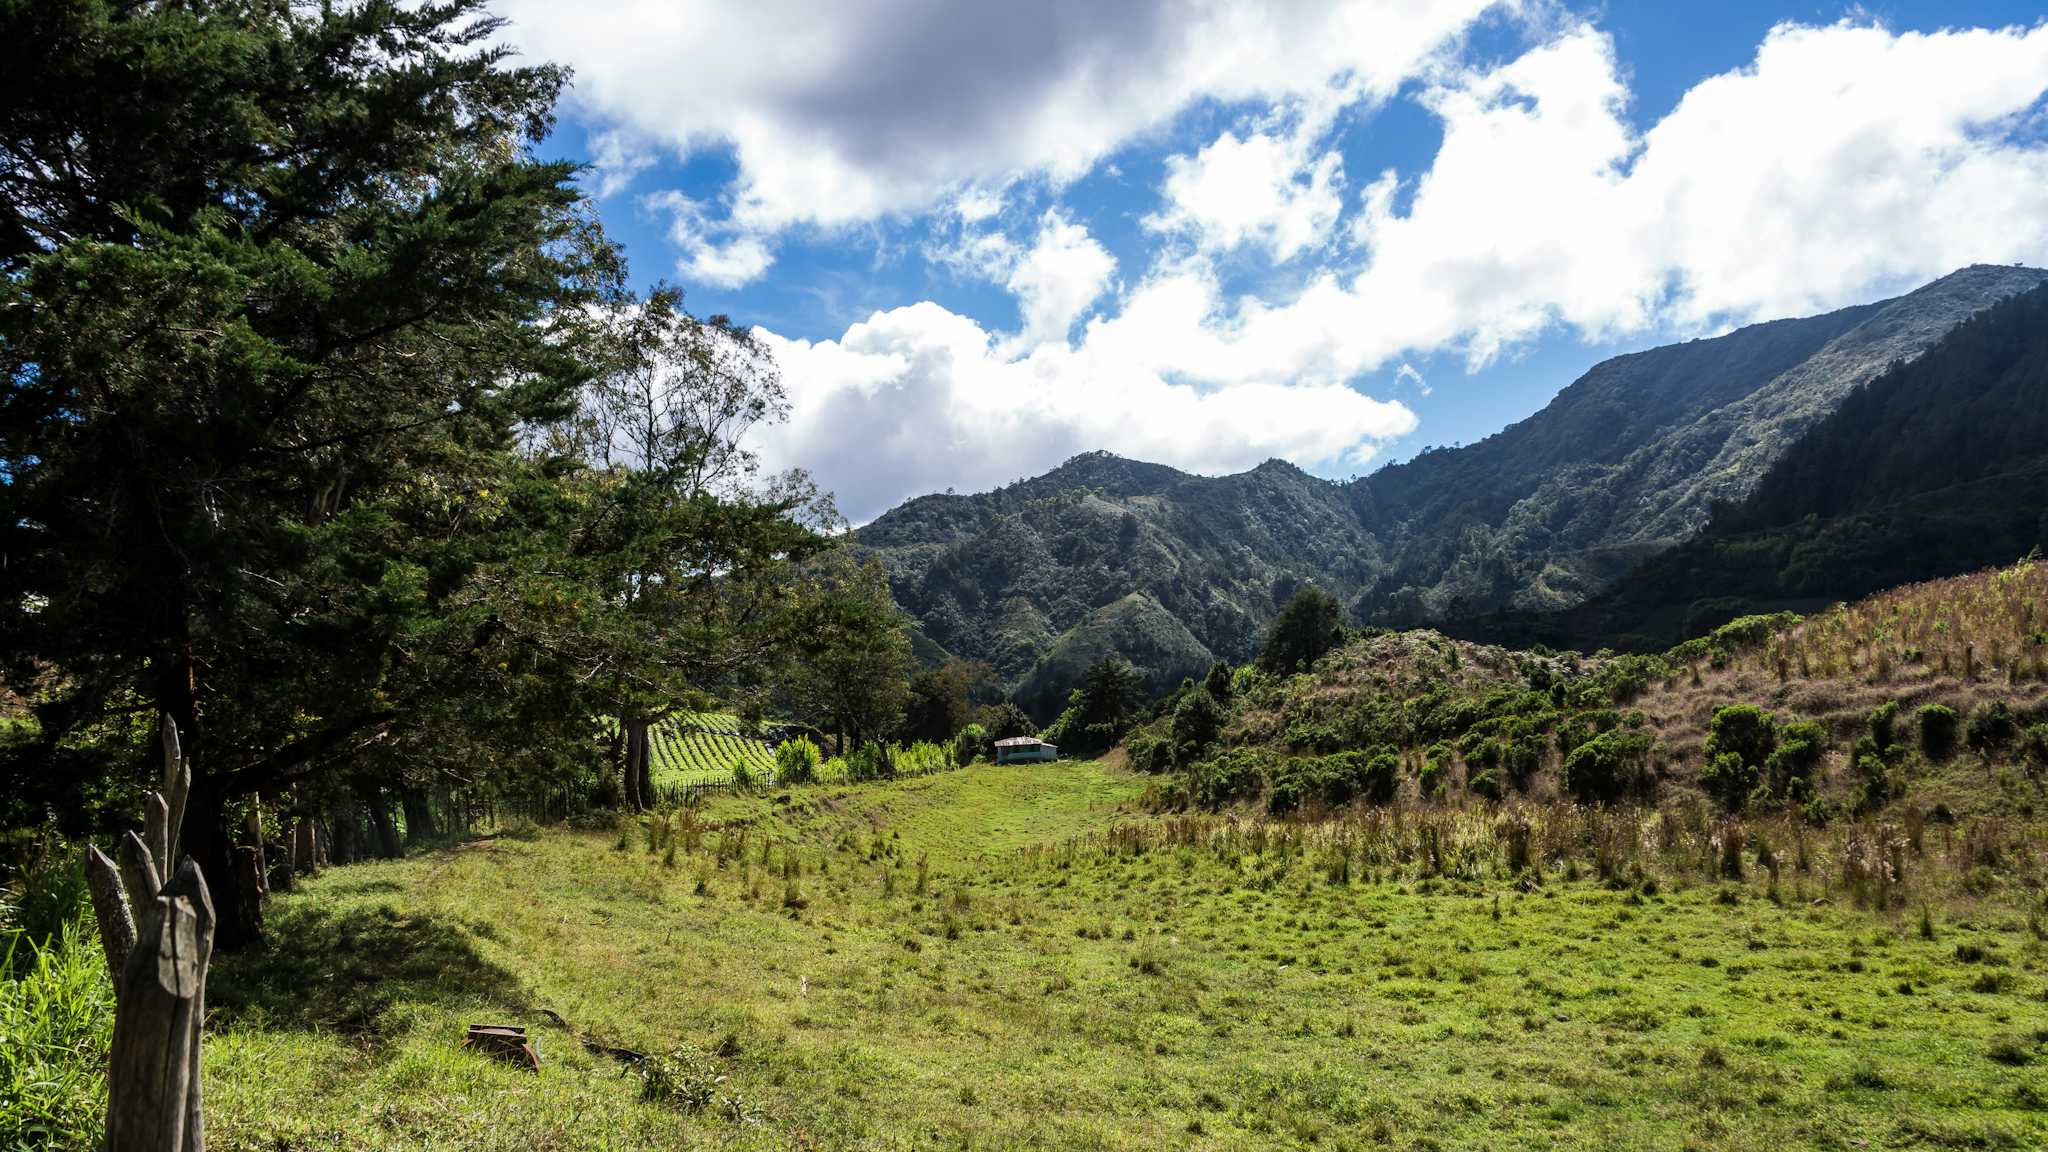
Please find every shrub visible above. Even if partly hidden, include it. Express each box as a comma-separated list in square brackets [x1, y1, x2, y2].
[1918, 704, 1959, 760]
[951, 723, 988, 767]
[1764, 719, 1827, 801]
[1867, 701, 1900, 749]
[2022, 723, 2048, 775]
[1701, 752, 1759, 811]
[1265, 748, 1396, 814]
[1705, 705, 1777, 777]
[1187, 748, 1271, 809]
[846, 742, 896, 781]
[1561, 728, 1651, 803]
[775, 735, 822, 784]
[1467, 766, 1504, 800]
[1170, 687, 1224, 766]
[1124, 725, 1175, 775]
[1966, 701, 2017, 755]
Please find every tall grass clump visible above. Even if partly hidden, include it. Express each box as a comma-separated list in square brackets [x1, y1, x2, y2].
[1, 919, 115, 1150]
[775, 735, 821, 784]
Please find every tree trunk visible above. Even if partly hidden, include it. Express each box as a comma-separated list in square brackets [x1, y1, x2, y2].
[330, 797, 361, 865]
[366, 789, 402, 858]
[230, 847, 265, 944]
[623, 716, 650, 811]
[176, 777, 256, 952]
[401, 788, 437, 844]
[241, 808, 268, 899]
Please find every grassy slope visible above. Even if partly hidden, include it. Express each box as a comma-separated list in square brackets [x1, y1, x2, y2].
[201, 760, 2044, 1151]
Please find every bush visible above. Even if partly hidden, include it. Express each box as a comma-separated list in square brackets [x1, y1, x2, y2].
[1267, 748, 1395, 814]
[1700, 752, 1757, 810]
[1966, 701, 2017, 755]
[950, 724, 987, 768]
[1186, 748, 1271, 809]
[1918, 704, 1959, 760]
[2022, 723, 2048, 775]
[1124, 725, 1175, 774]
[1, 919, 115, 1148]
[1561, 728, 1651, 803]
[775, 735, 822, 784]
[1170, 687, 1224, 766]
[846, 743, 896, 781]
[1764, 720, 1827, 802]
[1705, 705, 1777, 776]
[1867, 701, 1900, 749]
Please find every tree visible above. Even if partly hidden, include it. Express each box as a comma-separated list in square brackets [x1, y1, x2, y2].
[1259, 587, 1346, 674]
[0, 0, 618, 942]
[1041, 658, 1144, 754]
[568, 288, 832, 807]
[900, 660, 995, 745]
[780, 554, 916, 753]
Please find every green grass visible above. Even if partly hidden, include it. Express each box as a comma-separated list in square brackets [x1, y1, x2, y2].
[1, 920, 115, 1151]
[174, 762, 2048, 1149]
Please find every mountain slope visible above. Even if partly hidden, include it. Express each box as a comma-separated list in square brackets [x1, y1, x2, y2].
[861, 453, 1377, 711]
[1347, 263, 2048, 623]
[858, 265, 2047, 703]
[1467, 277, 2048, 651]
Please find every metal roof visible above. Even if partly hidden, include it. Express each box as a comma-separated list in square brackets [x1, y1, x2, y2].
[992, 736, 1054, 747]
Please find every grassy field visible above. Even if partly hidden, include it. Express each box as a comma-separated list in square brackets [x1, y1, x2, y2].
[189, 759, 2047, 1152]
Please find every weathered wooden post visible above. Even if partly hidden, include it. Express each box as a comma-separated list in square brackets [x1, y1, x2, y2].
[82, 714, 215, 1152]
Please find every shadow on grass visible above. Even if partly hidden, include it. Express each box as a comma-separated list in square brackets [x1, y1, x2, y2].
[210, 898, 529, 1037]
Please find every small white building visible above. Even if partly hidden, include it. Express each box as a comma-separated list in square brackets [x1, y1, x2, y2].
[993, 736, 1058, 764]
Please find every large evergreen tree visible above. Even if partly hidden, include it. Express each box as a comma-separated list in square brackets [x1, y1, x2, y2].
[0, 0, 618, 940]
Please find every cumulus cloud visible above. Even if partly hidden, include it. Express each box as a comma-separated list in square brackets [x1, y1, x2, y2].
[495, 0, 1497, 283]
[1309, 18, 2048, 370]
[751, 281, 1418, 520]
[1147, 113, 1346, 261]
[1004, 211, 1118, 349]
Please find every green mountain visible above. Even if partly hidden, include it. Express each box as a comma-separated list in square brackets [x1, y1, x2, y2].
[1348, 263, 2048, 623]
[1462, 276, 2048, 651]
[857, 265, 2047, 708]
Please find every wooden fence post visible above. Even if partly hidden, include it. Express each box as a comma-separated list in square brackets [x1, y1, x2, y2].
[92, 714, 214, 1152]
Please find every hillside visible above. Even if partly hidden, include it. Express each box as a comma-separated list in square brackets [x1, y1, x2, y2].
[1147, 561, 2048, 829]
[860, 452, 1378, 710]
[1468, 278, 2048, 651]
[859, 266, 2047, 704]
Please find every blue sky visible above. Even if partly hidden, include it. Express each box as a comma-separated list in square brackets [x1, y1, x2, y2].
[502, 0, 2048, 520]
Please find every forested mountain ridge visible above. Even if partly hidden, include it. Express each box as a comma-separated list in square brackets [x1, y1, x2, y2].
[1348, 263, 2048, 623]
[859, 265, 2047, 707]
[860, 453, 1378, 715]
[1465, 276, 2048, 651]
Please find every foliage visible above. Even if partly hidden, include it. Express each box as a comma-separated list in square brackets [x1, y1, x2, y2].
[775, 736, 822, 785]
[1169, 687, 1224, 767]
[1040, 659, 1145, 755]
[1561, 727, 1652, 803]
[952, 724, 989, 767]
[1186, 749, 1272, 809]
[1260, 587, 1346, 675]
[0, 918, 113, 1150]
[1920, 705, 1960, 761]
[1703, 705, 1778, 809]
[900, 660, 994, 745]
[1966, 701, 2018, 756]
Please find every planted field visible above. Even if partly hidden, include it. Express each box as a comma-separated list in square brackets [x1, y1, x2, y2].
[644, 713, 781, 789]
[194, 761, 2047, 1151]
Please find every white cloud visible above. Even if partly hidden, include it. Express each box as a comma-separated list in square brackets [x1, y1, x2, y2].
[752, 283, 1417, 520]
[1147, 115, 1345, 261]
[645, 191, 776, 289]
[1306, 18, 2048, 370]
[495, 0, 1498, 284]
[557, 11, 2048, 523]
[1004, 211, 1118, 349]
